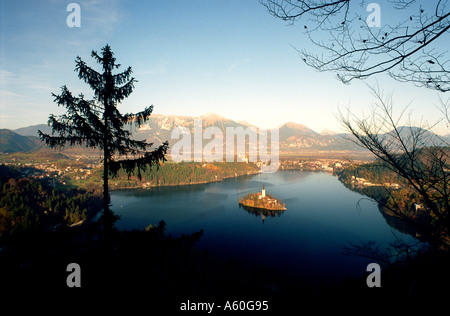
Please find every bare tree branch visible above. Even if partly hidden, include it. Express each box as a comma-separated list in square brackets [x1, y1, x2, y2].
[337, 85, 450, 235]
[261, 0, 450, 91]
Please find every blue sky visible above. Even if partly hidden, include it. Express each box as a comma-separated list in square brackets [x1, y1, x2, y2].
[0, 0, 448, 134]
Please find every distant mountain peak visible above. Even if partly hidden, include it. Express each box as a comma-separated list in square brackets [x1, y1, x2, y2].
[321, 129, 338, 136]
[0, 129, 42, 153]
[14, 124, 51, 137]
[282, 122, 310, 130]
[278, 122, 318, 141]
[201, 112, 227, 120]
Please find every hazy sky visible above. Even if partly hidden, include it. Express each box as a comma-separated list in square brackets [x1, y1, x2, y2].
[0, 0, 448, 134]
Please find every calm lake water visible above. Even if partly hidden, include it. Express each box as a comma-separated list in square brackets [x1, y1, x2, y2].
[110, 171, 418, 283]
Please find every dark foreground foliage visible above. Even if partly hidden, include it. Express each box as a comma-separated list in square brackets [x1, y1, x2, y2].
[1, 218, 449, 310]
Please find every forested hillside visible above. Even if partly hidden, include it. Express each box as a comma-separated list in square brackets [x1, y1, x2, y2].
[0, 165, 102, 238]
[74, 161, 260, 190]
[336, 163, 409, 187]
[0, 129, 41, 153]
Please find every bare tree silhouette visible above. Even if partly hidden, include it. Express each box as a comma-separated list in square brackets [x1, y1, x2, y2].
[338, 86, 449, 236]
[261, 0, 450, 92]
[262, 0, 450, 239]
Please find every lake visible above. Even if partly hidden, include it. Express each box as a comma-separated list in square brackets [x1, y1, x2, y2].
[110, 171, 418, 284]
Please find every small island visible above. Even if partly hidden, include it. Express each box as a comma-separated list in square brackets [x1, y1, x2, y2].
[239, 186, 286, 211]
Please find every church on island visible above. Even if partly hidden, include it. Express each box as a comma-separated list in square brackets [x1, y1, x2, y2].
[239, 185, 286, 211]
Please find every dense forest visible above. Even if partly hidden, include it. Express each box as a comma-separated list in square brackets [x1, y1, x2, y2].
[335, 163, 409, 187]
[0, 164, 102, 239]
[336, 162, 420, 210]
[75, 161, 260, 190]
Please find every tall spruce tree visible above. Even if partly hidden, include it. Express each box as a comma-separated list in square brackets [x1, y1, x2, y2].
[38, 44, 169, 230]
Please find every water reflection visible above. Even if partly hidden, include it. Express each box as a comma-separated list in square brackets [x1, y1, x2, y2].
[113, 182, 209, 197]
[377, 205, 422, 240]
[111, 171, 420, 281]
[238, 203, 286, 223]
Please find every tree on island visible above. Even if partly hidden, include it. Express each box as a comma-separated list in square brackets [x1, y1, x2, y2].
[38, 44, 169, 231]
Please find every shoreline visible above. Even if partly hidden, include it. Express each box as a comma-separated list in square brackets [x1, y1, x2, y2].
[108, 168, 341, 191]
[109, 170, 261, 191]
[239, 202, 287, 211]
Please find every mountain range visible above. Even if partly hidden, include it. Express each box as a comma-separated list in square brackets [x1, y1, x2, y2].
[3, 113, 448, 158]
[0, 129, 42, 153]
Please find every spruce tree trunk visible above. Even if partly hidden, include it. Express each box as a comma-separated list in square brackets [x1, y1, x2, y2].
[103, 145, 109, 229]
[103, 95, 110, 233]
